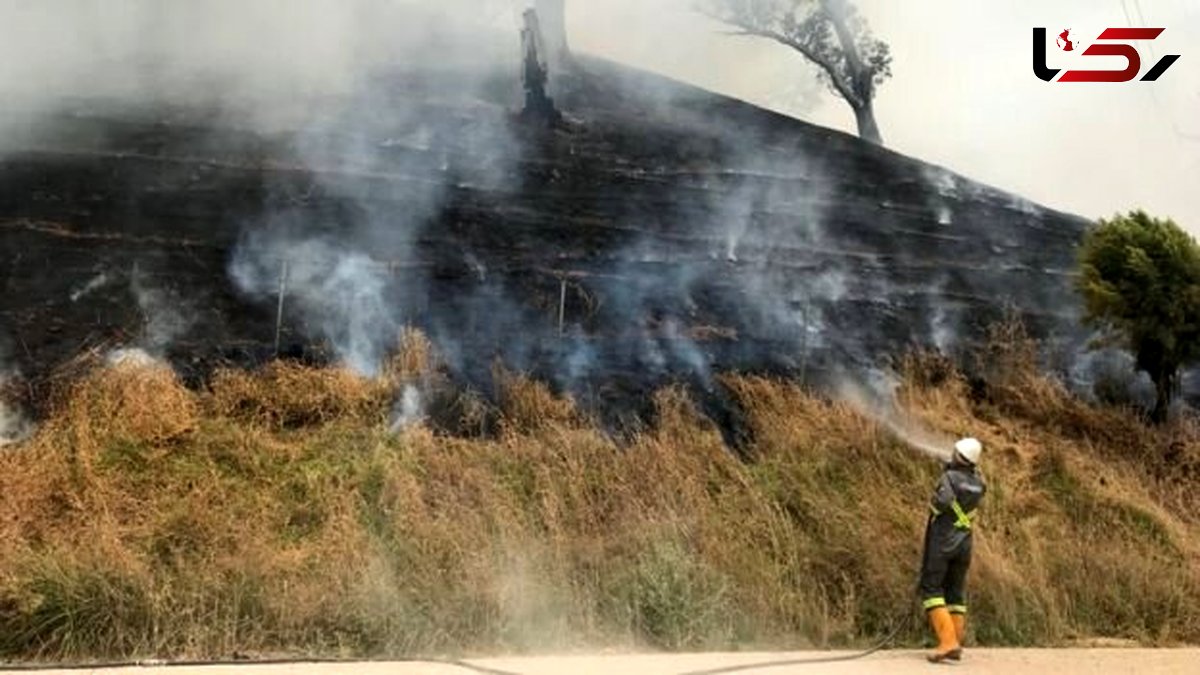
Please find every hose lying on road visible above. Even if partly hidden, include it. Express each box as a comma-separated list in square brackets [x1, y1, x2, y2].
[675, 614, 911, 675]
[0, 608, 912, 675]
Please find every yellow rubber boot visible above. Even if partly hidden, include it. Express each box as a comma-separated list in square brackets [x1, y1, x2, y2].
[926, 607, 962, 663]
[948, 613, 966, 660]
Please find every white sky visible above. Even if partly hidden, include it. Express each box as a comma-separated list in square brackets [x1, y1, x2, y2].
[571, 0, 1200, 232]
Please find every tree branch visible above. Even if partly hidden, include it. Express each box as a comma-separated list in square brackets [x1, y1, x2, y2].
[716, 20, 860, 109]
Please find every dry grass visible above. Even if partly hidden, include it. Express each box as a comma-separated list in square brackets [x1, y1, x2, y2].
[1, 328, 1199, 661]
[208, 362, 390, 429]
[48, 358, 199, 454]
[493, 364, 581, 435]
[381, 327, 438, 385]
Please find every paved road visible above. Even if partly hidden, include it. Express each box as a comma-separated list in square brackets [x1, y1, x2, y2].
[11, 650, 1200, 675]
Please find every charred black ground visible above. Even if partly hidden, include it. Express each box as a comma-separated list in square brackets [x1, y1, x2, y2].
[0, 56, 1090, 418]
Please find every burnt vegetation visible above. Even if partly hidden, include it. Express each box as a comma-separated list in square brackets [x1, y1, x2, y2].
[0, 52, 1088, 426]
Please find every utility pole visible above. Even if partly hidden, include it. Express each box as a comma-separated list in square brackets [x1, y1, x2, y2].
[558, 277, 568, 337]
[274, 259, 289, 356]
[799, 303, 810, 385]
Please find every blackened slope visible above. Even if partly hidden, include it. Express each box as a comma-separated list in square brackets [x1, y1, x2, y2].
[0, 58, 1088, 407]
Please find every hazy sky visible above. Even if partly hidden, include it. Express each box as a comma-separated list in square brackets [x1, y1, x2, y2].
[0, 1, 1194, 230]
[571, 0, 1200, 232]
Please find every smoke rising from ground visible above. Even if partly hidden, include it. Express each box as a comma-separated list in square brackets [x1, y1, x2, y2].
[0, 343, 33, 447]
[0, 1, 1110, 416]
[390, 384, 426, 432]
[106, 348, 163, 369]
[0, 401, 31, 448]
[0, 0, 528, 379]
[231, 237, 399, 375]
[131, 267, 195, 358]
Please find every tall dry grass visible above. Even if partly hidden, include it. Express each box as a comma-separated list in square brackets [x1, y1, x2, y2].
[0, 328, 1199, 661]
[207, 363, 391, 429]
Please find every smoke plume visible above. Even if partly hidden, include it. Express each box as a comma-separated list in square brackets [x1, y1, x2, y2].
[0, 0, 1104, 417]
[0, 350, 33, 447]
[389, 384, 426, 433]
[0, 400, 31, 448]
[131, 266, 195, 358]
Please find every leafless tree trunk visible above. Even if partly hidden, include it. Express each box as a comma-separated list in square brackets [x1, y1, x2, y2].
[824, 0, 882, 145]
[851, 99, 882, 145]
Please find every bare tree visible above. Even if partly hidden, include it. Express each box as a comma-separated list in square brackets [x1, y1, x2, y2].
[704, 0, 891, 145]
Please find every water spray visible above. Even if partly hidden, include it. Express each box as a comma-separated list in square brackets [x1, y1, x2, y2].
[835, 373, 954, 463]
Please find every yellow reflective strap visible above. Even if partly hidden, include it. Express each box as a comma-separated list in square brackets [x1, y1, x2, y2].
[950, 500, 972, 530]
[948, 604, 968, 615]
[923, 597, 947, 610]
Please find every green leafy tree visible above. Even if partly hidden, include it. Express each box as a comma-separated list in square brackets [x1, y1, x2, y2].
[703, 0, 892, 145]
[1078, 211, 1200, 423]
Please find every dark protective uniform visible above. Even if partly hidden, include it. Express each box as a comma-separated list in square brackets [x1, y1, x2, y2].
[919, 462, 986, 616]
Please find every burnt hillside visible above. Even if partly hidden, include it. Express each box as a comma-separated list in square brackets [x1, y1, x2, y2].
[0, 57, 1089, 410]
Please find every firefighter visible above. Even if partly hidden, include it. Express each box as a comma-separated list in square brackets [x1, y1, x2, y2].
[921, 437, 985, 663]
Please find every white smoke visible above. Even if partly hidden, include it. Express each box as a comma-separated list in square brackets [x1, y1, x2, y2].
[0, 369, 34, 448]
[0, 0, 1099, 416]
[200, 0, 530, 382]
[922, 166, 958, 228]
[0, 405, 31, 448]
[724, 157, 849, 371]
[929, 303, 954, 353]
[131, 266, 195, 357]
[106, 348, 162, 369]
[389, 384, 426, 433]
[0, 1, 523, 140]
[230, 237, 397, 375]
[70, 271, 113, 303]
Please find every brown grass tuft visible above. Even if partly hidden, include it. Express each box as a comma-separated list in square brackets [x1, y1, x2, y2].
[51, 360, 198, 453]
[208, 362, 390, 429]
[493, 364, 580, 434]
[382, 327, 438, 386]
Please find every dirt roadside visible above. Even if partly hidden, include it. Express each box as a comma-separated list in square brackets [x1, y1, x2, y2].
[10, 650, 1200, 675]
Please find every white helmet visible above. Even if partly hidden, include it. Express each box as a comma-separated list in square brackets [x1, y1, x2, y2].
[954, 437, 983, 465]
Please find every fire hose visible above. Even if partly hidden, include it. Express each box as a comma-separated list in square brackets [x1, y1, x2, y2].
[676, 612, 912, 675]
[0, 602, 916, 675]
[0, 614, 910, 675]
